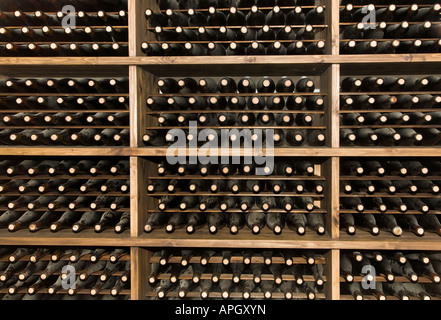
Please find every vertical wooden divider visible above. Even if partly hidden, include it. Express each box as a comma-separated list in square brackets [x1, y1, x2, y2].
[323, 64, 340, 149]
[128, 0, 152, 57]
[328, 0, 340, 56]
[327, 1, 340, 300]
[131, 66, 151, 149]
[131, 247, 150, 300]
[128, 0, 137, 57]
[325, 249, 340, 300]
[325, 157, 339, 239]
[131, 156, 149, 238]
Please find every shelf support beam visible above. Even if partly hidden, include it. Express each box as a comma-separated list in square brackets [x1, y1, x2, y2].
[325, 249, 340, 300]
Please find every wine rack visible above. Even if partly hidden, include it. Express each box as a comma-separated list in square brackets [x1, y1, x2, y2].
[0, 68, 130, 147]
[340, 2, 441, 55]
[145, 248, 327, 300]
[340, 157, 441, 240]
[140, 66, 331, 148]
[340, 67, 441, 147]
[143, 156, 328, 237]
[0, 0, 440, 301]
[0, 0, 129, 57]
[141, 2, 330, 56]
[0, 156, 130, 236]
[340, 250, 441, 300]
[0, 246, 130, 300]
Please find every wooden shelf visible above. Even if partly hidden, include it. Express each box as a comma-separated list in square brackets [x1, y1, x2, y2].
[1, 0, 441, 301]
[3, 230, 441, 251]
[132, 147, 441, 157]
[1, 54, 441, 67]
[0, 147, 133, 156]
[0, 229, 132, 246]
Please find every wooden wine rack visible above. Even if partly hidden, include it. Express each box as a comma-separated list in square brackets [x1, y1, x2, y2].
[1, 0, 441, 300]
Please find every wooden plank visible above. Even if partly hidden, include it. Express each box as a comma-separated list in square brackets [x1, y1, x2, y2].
[130, 147, 441, 157]
[0, 147, 440, 157]
[131, 247, 150, 300]
[128, 0, 152, 57]
[137, 230, 335, 249]
[1, 55, 441, 68]
[326, 0, 340, 55]
[129, 66, 138, 148]
[0, 147, 133, 156]
[130, 157, 150, 237]
[2, 231, 441, 250]
[131, 66, 157, 148]
[0, 57, 134, 66]
[324, 249, 340, 300]
[141, 70, 159, 146]
[324, 157, 339, 239]
[322, 64, 340, 148]
[128, 0, 137, 57]
[0, 229, 132, 246]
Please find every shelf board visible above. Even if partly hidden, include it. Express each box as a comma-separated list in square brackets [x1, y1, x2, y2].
[0, 147, 133, 156]
[1, 147, 441, 157]
[0, 57, 133, 66]
[0, 229, 132, 246]
[2, 229, 441, 250]
[134, 147, 441, 157]
[0, 55, 441, 69]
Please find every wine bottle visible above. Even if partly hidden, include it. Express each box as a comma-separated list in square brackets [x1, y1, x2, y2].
[207, 212, 225, 234]
[246, 212, 265, 234]
[72, 211, 103, 233]
[182, 212, 204, 234]
[225, 212, 243, 234]
[286, 212, 307, 235]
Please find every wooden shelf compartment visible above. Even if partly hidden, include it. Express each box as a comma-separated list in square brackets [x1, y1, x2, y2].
[339, 248, 441, 300]
[139, 0, 332, 57]
[0, 66, 131, 148]
[138, 66, 333, 150]
[0, 155, 131, 238]
[139, 155, 331, 237]
[141, 247, 329, 300]
[0, 245, 131, 299]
